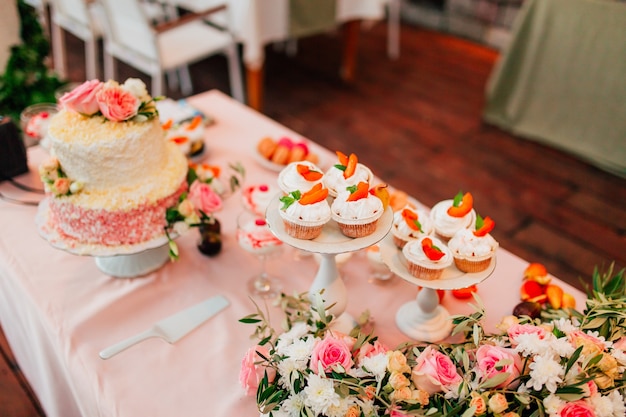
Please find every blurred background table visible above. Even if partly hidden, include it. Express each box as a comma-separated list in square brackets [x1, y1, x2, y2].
[169, 0, 387, 110]
[0, 90, 587, 417]
[483, 0, 626, 179]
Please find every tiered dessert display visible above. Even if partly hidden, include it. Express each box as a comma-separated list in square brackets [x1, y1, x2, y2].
[266, 152, 392, 330]
[36, 79, 189, 277]
[379, 192, 498, 341]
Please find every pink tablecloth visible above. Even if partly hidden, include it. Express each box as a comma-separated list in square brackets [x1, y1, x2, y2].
[0, 91, 587, 417]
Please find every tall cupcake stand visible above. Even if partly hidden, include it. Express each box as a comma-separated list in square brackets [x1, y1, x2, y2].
[265, 196, 394, 331]
[379, 233, 495, 342]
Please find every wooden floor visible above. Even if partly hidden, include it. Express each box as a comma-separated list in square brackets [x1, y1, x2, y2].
[2, 17, 625, 416]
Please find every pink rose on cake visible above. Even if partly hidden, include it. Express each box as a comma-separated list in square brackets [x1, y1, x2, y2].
[59, 79, 102, 115]
[97, 81, 141, 122]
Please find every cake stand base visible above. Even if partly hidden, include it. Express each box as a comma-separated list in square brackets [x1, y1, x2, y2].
[395, 301, 453, 342]
[95, 244, 170, 278]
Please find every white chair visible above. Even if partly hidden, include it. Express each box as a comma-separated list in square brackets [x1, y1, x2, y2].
[49, 0, 103, 80]
[97, 0, 244, 101]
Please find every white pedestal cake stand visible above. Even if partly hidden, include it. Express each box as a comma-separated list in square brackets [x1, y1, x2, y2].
[379, 234, 495, 342]
[265, 196, 393, 332]
[36, 199, 172, 278]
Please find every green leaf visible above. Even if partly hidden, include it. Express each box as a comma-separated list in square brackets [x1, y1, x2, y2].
[478, 372, 510, 389]
[334, 164, 346, 171]
[452, 191, 464, 207]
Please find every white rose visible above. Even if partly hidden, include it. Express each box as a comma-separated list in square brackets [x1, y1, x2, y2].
[122, 78, 148, 99]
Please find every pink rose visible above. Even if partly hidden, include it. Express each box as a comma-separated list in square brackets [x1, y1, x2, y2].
[559, 400, 596, 417]
[411, 346, 462, 395]
[96, 85, 140, 121]
[188, 180, 222, 216]
[60, 79, 102, 115]
[507, 324, 548, 346]
[389, 407, 412, 417]
[310, 334, 354, 374]
[239, 345, 275, 396]
[476, 345, 523, 389]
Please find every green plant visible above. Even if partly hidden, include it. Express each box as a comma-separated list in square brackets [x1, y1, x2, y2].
[0, 0, 66, 123]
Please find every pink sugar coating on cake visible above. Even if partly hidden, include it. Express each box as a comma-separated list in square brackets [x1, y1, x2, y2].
[48, 182, 187, 246]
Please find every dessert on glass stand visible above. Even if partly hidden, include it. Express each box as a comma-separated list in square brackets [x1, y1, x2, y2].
[35, 78, 189, 277]
[380, 197, 498, 342]
[236, 210, 284, 299]
[266, 152, 393, 331]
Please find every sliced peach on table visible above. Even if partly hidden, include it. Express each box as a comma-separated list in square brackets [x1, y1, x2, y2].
[185, 115, 203, 130]
[524, 262, 551, 285]
[447, 192, 473, 217]
[343, 153, 358, 179]
[561, 293, 576, 309]
[452, 285, 478, 299]
[296, 164, 323, 181]
[162, 119, 174, 130]
[520, 280, 544, 301]
[545, 284, 564, 309]
[347, 182, 369, 202]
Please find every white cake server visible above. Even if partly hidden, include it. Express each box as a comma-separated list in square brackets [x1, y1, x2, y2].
[99, 295, 229, 359]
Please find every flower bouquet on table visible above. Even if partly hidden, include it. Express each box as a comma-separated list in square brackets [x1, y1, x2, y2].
[165, 161, 244, 259]
[239, 264, 626, 417]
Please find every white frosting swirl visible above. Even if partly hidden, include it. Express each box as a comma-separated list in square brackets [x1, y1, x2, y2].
[392, 206, 433, 241]
[429, 199, 475, 238]
[242, 183, 277, 216]
[447, 229, 498, 261]
[323, 163, 372, 196]
[237, 218, 282, 255]
[279, 198, 331, 226]
[331, 190, 383, 225]
[277, 161, 324, 194]
[402, 236, 452, 269]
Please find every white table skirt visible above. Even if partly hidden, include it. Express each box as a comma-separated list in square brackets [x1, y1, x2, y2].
[0, 90, 587, 417]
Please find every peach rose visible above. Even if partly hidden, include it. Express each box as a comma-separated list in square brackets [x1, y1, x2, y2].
[559, 400, 595, 417]
[53, 177, 71, 195]
[411, 346, 462, 395]
[568, 330, 605, 356]
[469, 392, 487, 415]
[387, 350, 411, 373]
[188, 180, 222, 216]
[239, 345, 275, 396]
[60, 79, 102, 115]
[488, 392, 509, 414]
[96, 84, 140, 121]
[310, 334, 354, 374]
[476, 345, 523, 389]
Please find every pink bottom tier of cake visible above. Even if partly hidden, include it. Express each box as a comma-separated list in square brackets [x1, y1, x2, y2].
[48, 182, 187, 246]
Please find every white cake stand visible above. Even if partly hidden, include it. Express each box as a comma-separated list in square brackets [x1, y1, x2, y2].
[36, 198, 173, 278]
[379, 233, 495, 342]
[265, 196, 393, 331]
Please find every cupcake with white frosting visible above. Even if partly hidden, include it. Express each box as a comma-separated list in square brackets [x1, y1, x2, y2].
[448, 214, 497, 273]
[323, 151, 373, 197]
[402, 236, 452, 280]
[391, 205, 433, 248]
[331, 182, 383, 238]
[277, 161, 324, 195]
[430, 191, 476, 241]
[279, 184, 331, 240]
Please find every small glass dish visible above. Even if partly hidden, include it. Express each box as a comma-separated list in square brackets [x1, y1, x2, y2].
[20, 103, 58, 147]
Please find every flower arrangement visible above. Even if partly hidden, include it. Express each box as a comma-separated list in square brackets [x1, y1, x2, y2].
[38, 157, 83, 196]
[239, 264, 626, 417]
[58, 78, 159, 122]
[165, 161, 245, 259]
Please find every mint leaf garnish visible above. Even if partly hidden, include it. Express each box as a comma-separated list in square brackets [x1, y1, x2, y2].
[452, 191, 464, 207]
[334, 164, 346, 171]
